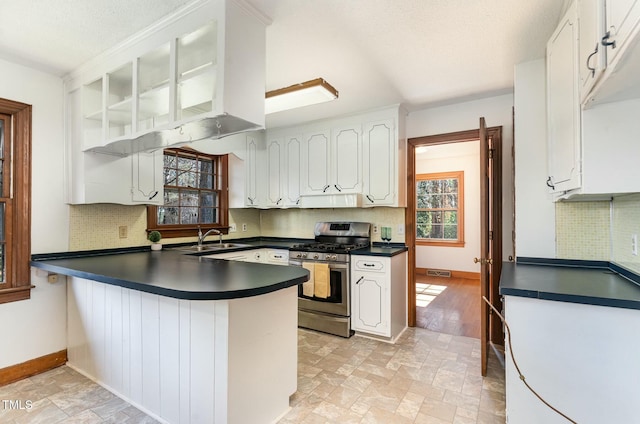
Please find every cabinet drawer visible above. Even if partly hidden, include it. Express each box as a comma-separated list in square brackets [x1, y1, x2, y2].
[353, 258, 385, 272]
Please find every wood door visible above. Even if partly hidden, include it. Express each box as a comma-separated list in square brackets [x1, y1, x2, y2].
[479, 117, 490, 376]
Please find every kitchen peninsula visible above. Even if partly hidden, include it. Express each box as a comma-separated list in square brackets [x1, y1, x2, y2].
[32, 249, 309, 424]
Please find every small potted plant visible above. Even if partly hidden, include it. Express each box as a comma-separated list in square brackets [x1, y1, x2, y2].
[148, 231, 162, 251]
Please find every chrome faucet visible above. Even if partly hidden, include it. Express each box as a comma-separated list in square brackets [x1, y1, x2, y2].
[197, 227, 222, 250]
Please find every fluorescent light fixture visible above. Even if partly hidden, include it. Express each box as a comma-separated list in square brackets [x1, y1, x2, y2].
[265, 78, 338, 114]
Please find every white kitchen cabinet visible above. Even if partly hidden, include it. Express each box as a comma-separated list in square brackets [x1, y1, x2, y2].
[578, 0, 606, 101]
[66, 88, 165, 205]
[546, 1, 582, 194]
[300, 129, 332, 195]
[300, 125, 361, 197]
[64, 0, 267, 205]
[244, 134, 263, 207]
[264, 133, 302, 207]
[68, 0, 266, 154]
[362, 116, 406, 207]
[203, 249, 254, 262]
[603, 0, 640, 66]
[583, 0, 640, 105]
[351, 252, 407, 341]
[543, 1, 640, 200]
[265, 249, 289, 265]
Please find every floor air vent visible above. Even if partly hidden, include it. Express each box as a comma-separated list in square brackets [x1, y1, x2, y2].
[426, 269, 451, 277]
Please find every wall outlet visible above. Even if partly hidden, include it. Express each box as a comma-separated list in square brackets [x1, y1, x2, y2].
[242, 223, 247, 232]
[632, 234, 638, 256]
[397, 224, 405, 236]
[229, 223, 237, 232]
[118, 226, 128, 239]
[373, 225, 379, 234]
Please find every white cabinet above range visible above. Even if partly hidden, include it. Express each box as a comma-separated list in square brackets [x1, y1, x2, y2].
[265, 105, 406, 209]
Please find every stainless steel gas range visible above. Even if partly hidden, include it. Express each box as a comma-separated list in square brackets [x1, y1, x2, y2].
[289, 222, 371, 337]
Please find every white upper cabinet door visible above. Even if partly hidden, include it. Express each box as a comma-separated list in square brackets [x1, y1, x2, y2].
[301, 130, 331, 195]
[283, 134, 302, 206]
[332, 125, 362, 194]
[362, 119, 396, 205]
[547, 2, 581, 193]
[130, 151, 164, 204]
[578, 0, 606, 102]
[245, 134, 261, 207]
[265, 137, 283, 206]
[604, 0, 640, 65]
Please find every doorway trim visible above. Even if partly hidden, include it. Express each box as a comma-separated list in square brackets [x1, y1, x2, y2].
[406, 127, 503, 345]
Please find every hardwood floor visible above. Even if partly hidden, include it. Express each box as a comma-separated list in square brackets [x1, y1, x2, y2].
[415, 274, 481, 339]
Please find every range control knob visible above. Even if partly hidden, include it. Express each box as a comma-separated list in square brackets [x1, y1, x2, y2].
[327, 254, 337, 261]
[313, 254, 319, 260]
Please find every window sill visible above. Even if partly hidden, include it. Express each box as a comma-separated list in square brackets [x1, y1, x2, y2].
[416, 240, 465, 248]
[0, 285, 35, 304]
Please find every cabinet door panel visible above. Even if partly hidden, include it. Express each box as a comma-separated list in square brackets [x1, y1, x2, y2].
[547, 5, 581, 192]
[266, 138, 282, 206]
[333, 127, 361, 193]
[578, 0, 605, 100]
[302, 131, 330, 194]
[245, 135, 260, 206]
[284, 135, 302, 205]
[605, 0, 640, 64]
[363, 120, 395, 204]
[131, 151, 163, 203]
[353, 273, 389, 336]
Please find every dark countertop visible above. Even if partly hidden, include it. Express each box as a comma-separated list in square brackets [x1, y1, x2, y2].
[351, 244, 408, 257]
[500, 260, 640, 310]
[32, 250, 309, 301]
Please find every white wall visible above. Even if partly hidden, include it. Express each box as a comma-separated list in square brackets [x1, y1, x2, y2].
[415, 142, 480, 272]
[407, 93, 515, 262]
[0, 58, 68, 368]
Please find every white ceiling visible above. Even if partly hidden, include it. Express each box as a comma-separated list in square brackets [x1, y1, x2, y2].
[0, 0, 569, 129]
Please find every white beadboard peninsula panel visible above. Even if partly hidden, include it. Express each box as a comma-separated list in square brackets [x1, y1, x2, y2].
[66, 277, 297, 424]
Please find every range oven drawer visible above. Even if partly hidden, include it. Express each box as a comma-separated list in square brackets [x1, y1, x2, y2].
[298, 309, 352, 338]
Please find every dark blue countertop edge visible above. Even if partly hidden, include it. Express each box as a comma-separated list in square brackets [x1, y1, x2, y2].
[31, 254, 309, 301]
[516, 257, 640, 286]
[502, 257, 640, 310]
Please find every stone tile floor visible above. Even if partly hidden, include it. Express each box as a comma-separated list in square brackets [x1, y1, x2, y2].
[0, 327, 505, 423]
[0, 366, 159, 424]
[279, 328, 505, 423]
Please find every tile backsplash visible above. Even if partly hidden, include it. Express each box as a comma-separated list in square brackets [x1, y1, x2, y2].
[260, 207, 406, 243]
[69, 204, 400, 251]
[555, 201, 611, 261]
[555, 195, 640, 275]
[612, 194, 640, 275]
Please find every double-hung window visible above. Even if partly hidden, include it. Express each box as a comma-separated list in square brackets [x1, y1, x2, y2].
[147, 148, 228, 238]
[0, 98, 32, 304]
[416, 171, 464, 247]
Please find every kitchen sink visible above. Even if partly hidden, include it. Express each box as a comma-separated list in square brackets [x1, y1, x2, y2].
[172, 243, 251, 253]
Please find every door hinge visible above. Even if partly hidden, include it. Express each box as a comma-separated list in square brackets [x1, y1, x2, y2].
[488, 148, 495, 159]
[489, 230, 494, 240]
